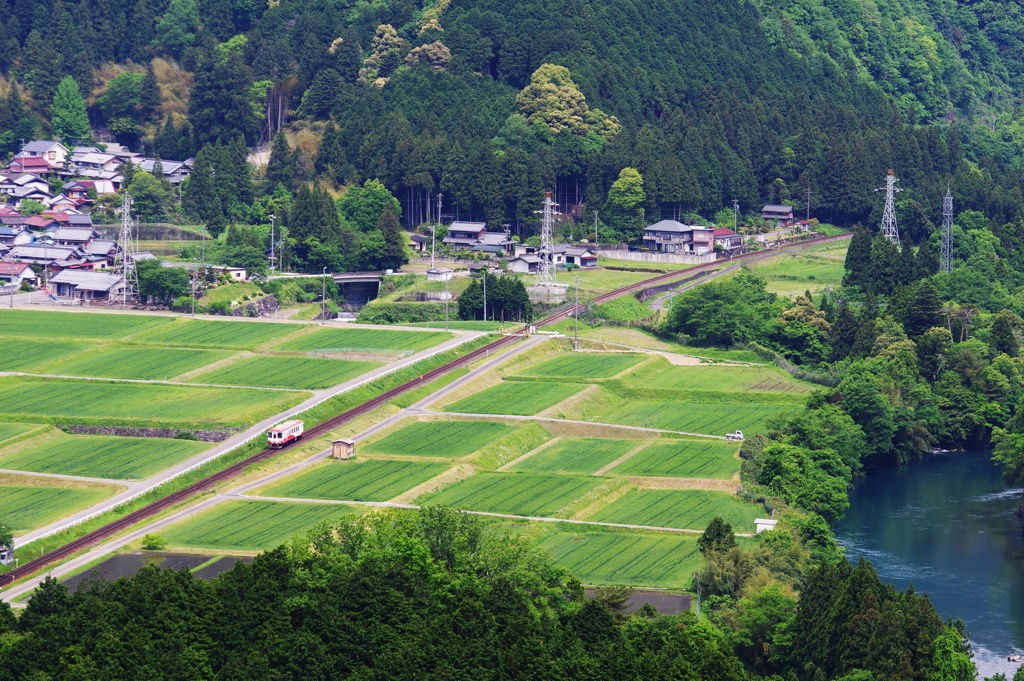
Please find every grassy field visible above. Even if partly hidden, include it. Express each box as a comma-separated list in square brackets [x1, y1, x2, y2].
[0, 340, 90, 373]
[743, 241, 848, 297]
[0, 484, 114, 532]
[610, 439, 739, 479]
[272, 327, 451, 354]
[0, 423, 40, 443]
[261, 459, 450, 502]
[135, 319, 305, 349]
[625, 362, 812, 394]
[511, 438, 636, 475]
[199, 283, 264, 305]
[0, 433, 210, 480]
[189, 356, 380, 389]
[406, 321, 504, 331]
[537, 531, 702, 589]
[162, 500, 353, 551]
[443, 381, 585, 415]
[362, 420, 514, 458]
[49, 347, 230, 381]
[591, 296, 654, 322]
[0, 309, 171, 340]
[520, 353, 646, 379]
[0, 377, 306, 427]
[601, 399, 799, 435]
[421, 472, 603, 517]
[589, 489, 759, 533]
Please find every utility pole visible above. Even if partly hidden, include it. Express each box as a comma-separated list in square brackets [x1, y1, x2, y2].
[876, 170, 902, 247]
[482, 268, 487, 322]
[190, 266, 196, 317]
[941, 182, 954, 273]
[535, 192, 557, 286]
[444, 275, 449, 332]
[573, 275, 580, 350]
[321, 267, 327, 325]
[593, 210, 598, 244]
[732, 199, 739, 233]
[116, 192, 138, 306]
[806, 186, 811, 222]
[269, 213, 275, 276]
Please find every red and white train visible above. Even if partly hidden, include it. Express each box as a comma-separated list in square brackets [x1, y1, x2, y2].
[267, 419, 304, 447]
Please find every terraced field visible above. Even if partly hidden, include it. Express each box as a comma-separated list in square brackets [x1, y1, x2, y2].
[0, 377, 306, 427]
[443, 381, 585, 415]
[262, 459, 449, 502]
[630, 363, 812, 394]
[363, 420, 514, 458]
[0, 484, 114, 532]
[537, 532, 703, 588]
[600, 399, 798, 435]
[511, 438, 636, 475]
[0, 309, 171, 339]
[610, 439, 740, 479]
[421, 472, 603, 517]
[49, 347, 229, 381]
[520, 353, 646, 379]
[0, 340, 90, 372]
[589, 489, 759, 533]
[0, 434, 210, 480]
[136, 318, 305, 349]
[189, 356, 380, 389]
[0, 423, 40, 443]
[273, 327, 451, 354]
[162, 500, 353, 551]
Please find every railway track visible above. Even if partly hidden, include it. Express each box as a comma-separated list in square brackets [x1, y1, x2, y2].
[0, 232, 850, 589]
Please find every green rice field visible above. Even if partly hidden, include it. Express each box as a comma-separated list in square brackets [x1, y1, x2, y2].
[0, 377, 306, 427]
[49, 347, 230, 381]
[262, 459, 449, 502]
[610, 439, 740, 479]
[421, 472, 603, 517]
[272, 327, 451, 354]
[0, 423, 40, 443]
[443, 381, 585, 415]
[589, 489, 759, 533]
[520, 353, 646, 379]
[363, 420, 514, 458]
[0, 484, 113, 532]
[0, 340, 90, 373]
[537, 532, 702, 589]
[136, 319, 305, 349]
[0, 434, 210, 480]
[590, 296, 654, 322]
[0, 310, 171, 340]
[189, 356, 380, 389]
[162, 500, 353, 551]
[600, 399, 799, 435]
[511, 438, 636, 475]
[631, 363, 811, 394]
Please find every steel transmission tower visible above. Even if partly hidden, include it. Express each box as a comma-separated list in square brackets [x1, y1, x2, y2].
[116, 192, 139, 306]
[876, 170, 902, 246]
[536, 192, 557, 286]
[941, 183, 953, 273]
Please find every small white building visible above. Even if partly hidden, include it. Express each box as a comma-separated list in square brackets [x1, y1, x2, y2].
[754, 518, 778, 534]
[49, 270, 125, 301]
[0, 262, 37, 287]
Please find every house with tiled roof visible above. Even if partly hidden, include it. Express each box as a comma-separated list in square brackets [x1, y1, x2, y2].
[49, 269, 124, 301]
[0, 262, 37, 287]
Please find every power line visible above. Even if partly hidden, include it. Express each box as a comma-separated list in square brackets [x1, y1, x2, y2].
[941, 182, 953, 273]
[876, 170, 902, 246]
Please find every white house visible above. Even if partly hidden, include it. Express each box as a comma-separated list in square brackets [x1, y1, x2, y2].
[0, 262, 37, 287]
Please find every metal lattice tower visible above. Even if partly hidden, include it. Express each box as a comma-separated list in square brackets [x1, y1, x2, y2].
[116, 192, 138, 306]
[536, 191, 557, 286]
[876, 169, 902, 247]
[941, 183, 953, 273]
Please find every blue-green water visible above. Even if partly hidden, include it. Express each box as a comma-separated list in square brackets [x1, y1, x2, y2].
[835, 451, 1024, 678]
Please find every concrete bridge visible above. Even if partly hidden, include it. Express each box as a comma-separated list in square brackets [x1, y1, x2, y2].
[333, 271, 383, 305]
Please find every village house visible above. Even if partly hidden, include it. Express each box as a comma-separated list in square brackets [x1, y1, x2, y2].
[642, 220, 715, 255]
[18, 141, 70, 167]
[4, 243, 86, 267]
[0, 225, 33, 247]
[48, 227, 100, 247]
[712, 227, 745, 254]
[509, 254, 542, 273]
[761, 204, 795, 227]
[552, 244, 597, 267]
[0, 262, 37, 287]
[139, 158, 192, 185]
[49, 270, 124, 301]
[442, 222, 515, 255]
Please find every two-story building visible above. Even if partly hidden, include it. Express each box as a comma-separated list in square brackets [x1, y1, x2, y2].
[20, 141, 70, 167]
[712, 227, 745, 254]
[442, 222, 515, 255]
[761, 204, 795, 227]
[642, 220, 715, 255]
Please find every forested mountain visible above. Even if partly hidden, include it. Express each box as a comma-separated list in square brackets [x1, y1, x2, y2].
[4, 0, 1024, 238]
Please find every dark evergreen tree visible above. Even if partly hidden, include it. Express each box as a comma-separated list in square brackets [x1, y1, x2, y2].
[182, 144, 217, 221]
[155, 118, 181, 161]
[905, 279, 943, 338]
[842, 226, 872, 288]
[377, 202, 408, 271]
[697, 516, 737, 554]
[201, 0, 235, 41]
[265, 130, 295, 191]
[139, 63, 162, 121]
[189, 48, 260, 146]
[868, 237, 899, 296]
[991, 310, 1023, 357]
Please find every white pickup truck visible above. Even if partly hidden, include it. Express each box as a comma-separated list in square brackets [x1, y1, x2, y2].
[725, 430, 745, 442]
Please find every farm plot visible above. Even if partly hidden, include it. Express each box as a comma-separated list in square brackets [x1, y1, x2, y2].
[443, 381, 585, 415]
[0, 483, 114, 532]
[0, 377, 305, 427]
[0, 423, 40, 444]
[362, 419, 514, 458]
[162, 500, 353, 551]
[136, 318, 305, 349]
[0, 309, 171, 340]
[0, 434, 210, 480]
[630, 362, 811, 394]
[49, 347, 230, 381]
[421, 472, 603, 517]
[511, 438, 636, 475]
[519, 353, 647, 380]
[537, 532, 702, 589]
[0, 340, 90, 373]
[610, 439, 740, 479]
[599, 399, 799, 436]
[589, 489, 759, 533]
[272, 327, 451, 355]
[189, 356, 380, 389]
[262, 459, 449, 502]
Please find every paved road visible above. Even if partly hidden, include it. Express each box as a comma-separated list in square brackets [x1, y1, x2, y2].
[12, 330, 487, 549]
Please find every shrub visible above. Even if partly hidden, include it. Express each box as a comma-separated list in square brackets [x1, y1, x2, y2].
[141, 534, 167, 550]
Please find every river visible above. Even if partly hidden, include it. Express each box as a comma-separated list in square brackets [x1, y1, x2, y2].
[835, 451, 1024, 679]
